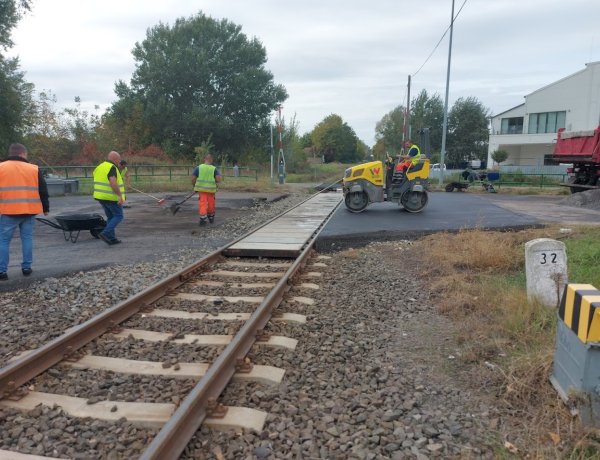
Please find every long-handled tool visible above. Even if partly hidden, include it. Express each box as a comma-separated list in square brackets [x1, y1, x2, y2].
[169, 191, 196, 215]
[129, 186, 166, 204]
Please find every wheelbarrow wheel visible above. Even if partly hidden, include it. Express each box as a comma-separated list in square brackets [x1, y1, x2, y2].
[90, 228, 103, 239]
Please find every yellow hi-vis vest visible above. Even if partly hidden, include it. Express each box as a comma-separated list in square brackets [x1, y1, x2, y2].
[0, 161, 43, 215]
[93, 161, 125, 201]
[408, 145, 421, 166]
[194, 164, 217, 193]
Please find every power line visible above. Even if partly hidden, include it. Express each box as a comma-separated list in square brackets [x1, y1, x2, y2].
[412, 0, 468, 78]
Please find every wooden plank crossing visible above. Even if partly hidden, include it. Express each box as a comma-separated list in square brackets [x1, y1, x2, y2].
[224, 192, 342, 257]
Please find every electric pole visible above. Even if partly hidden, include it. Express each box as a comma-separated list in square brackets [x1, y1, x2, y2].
[439, 0, 455, 185]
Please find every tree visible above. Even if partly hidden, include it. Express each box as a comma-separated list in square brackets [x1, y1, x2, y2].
[312, 114, 360, 163]
[409, 90, 444, 155]
[491, 149, 509, 166]
[0, 0, 31, 52]
[375, 106, 406, 155]
[446, 97, 490, 166]
[0, 0, 33, 152]
[109, 12, 287, 159]
[0, 57, 34, 152]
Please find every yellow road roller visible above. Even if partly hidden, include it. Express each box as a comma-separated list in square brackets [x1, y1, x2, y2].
[342, 159, 430, 213]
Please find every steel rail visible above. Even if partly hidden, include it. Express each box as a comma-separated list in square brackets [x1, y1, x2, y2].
[0, 187, 338, 398]
[140, 191, 342, 460]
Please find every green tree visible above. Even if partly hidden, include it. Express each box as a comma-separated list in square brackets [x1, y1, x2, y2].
[109, 12, 287, 159]
[375, 106, 406, 155]
[410, 90, 444, 155]
[0, 0, 33, 152]
[312, 114, 360, 163]
[0, 0, 31, 52]
[446, 96, 490, 166]
[491, 149, 509, 166]
[0, 57, 34, 152]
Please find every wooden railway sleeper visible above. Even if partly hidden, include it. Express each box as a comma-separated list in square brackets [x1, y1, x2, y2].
[207, 397, 228, 418]
[235, 357, 253, 374]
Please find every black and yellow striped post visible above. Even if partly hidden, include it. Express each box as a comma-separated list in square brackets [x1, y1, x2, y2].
[552, 283, 600, 426]
[558, 284, 600, 343]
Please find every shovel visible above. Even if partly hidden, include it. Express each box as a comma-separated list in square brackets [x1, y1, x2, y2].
[169, 191, 196, 215]
[129, 186, 166, 204]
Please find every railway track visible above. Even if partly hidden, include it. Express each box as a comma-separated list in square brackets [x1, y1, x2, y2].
[0, 191, 342, 460]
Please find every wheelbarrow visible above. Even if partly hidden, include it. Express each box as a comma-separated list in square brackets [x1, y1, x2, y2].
[36, 213, 107, 243]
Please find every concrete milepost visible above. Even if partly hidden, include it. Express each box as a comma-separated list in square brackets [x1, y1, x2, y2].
[525, 238, 568, 308]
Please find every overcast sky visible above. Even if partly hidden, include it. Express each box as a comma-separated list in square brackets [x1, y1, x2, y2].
[8, 0, 600, 145]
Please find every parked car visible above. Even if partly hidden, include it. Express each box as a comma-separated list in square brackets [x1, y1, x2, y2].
[431, 163, 447, 171]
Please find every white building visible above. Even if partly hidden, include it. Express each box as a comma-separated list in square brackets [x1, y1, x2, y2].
[487, 61, 600, 169]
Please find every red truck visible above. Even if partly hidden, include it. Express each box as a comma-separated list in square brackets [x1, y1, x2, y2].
[553, 126, 600, 193]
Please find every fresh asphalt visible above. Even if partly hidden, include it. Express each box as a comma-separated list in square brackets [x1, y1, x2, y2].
[4, 188, 600, 290]
[316, 191, 542, 251]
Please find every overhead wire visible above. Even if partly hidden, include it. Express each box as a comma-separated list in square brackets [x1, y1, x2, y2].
[411, 0, 469, 79]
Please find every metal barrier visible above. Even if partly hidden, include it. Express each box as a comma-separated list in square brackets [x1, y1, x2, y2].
[40, 165, 259, 182]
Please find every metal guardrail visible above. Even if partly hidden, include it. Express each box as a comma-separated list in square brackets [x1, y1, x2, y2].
[40, 165, 259, 182]
[441, 172, 569, 189]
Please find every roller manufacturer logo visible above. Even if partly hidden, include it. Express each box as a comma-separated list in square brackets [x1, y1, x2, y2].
[370, 167, 380, 176]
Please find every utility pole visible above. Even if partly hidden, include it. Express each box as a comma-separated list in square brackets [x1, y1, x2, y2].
[439, 0, 455, 185]
[404, 75, 411, 153]
[402, 75, 411, 152]
[270, 123, 274, 180]
[276, 106, 286, 184]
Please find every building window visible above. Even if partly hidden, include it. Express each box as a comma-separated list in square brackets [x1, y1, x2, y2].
[528, 111, 566, 134]
[500, 117, 523, 134]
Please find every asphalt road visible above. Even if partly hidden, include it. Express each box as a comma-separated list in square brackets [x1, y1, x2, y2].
[3, 189, 600, 291]
[316, 191, 600, 250]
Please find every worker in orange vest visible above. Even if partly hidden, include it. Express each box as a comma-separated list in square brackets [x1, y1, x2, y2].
[0, 143, 49, 280]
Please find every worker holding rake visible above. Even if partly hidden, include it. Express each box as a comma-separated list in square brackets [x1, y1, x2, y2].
[191, 153, 221, 226]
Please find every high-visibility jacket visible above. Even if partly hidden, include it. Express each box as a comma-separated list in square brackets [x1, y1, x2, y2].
[93, 161, 125, 201]
[194, 164, 217, 193]
[0, 160, 43, 215]
[407, 144, 421, 165]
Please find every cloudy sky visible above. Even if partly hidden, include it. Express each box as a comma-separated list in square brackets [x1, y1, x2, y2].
[8, 0, 600, 145]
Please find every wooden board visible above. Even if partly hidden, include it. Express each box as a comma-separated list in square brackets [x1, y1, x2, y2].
[146, 309, 307, 324]
[0, 392, 267, 431]
[112, 329, 298, 350]
[62, 355, 285, 384]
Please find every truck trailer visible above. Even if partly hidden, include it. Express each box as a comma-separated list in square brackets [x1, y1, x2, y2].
[553, 126, 600, 193]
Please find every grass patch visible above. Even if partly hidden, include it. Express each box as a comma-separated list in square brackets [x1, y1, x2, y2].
[413, 225, 600, 457]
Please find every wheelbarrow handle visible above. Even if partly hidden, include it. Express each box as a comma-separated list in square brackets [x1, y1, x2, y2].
[36, 217, 63, 230]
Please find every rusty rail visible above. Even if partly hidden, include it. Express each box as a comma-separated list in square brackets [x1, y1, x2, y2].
[0, 186, 341, 458]
[140, 191, 341, 460]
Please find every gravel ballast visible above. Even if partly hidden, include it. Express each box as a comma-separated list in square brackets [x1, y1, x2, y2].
[0, 196, 498, 458]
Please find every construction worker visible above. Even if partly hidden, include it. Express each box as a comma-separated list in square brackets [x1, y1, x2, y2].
[192, 153, 221, 226]
[93, 151, 125, 245]
[0, 143, 49, 280]
[394, 141, 421, 177]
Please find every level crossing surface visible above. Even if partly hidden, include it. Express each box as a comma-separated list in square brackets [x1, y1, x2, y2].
[224, 192, 343, 258]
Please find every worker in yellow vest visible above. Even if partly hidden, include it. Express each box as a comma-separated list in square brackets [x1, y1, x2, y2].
[0, 143, 49, 280]
[191, 153, 222, 226]
[93, 151, 125, 245]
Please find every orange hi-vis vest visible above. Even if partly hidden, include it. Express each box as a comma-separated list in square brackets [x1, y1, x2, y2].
[0, 160, 43, 215]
